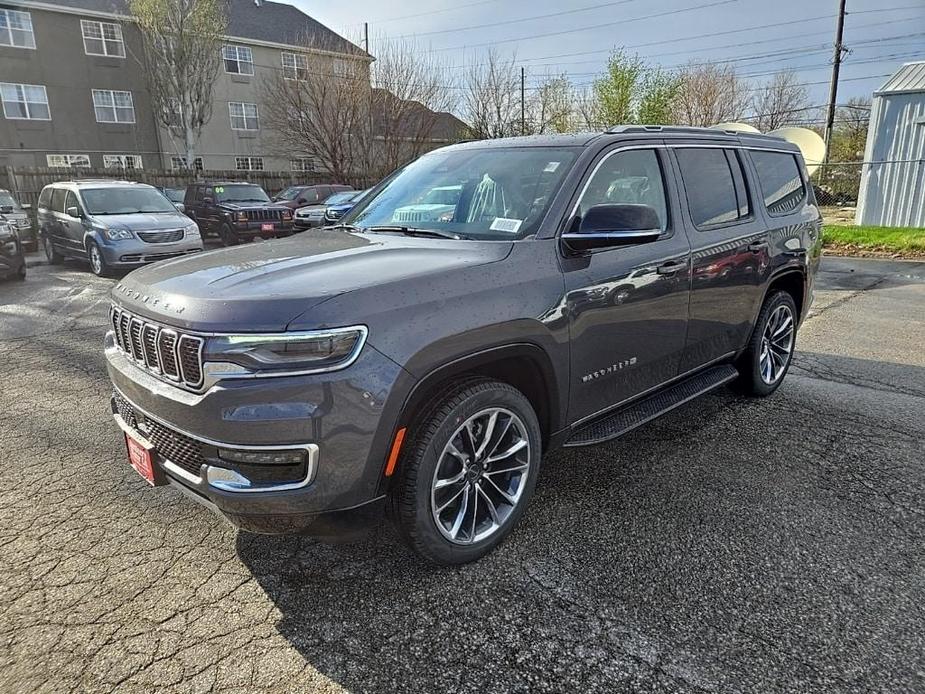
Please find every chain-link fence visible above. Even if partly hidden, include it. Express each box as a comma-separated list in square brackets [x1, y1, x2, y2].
[811, 162, 864, 224]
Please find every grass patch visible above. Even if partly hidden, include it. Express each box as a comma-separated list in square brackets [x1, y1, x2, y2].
[823, 224, 925, 255]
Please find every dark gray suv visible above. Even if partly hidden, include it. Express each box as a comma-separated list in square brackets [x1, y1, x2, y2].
[105, 127, 821, 564]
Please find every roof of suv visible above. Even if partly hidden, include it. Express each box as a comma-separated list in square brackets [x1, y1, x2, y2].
[46, 180, 155, 189]
[441, 126, 800, 153]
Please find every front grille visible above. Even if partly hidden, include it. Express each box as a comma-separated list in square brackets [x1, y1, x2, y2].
[138, 229, 184, 244]
[110, 305, 205, 390]
[246, 209, 283, 222]
[393, 210, 429, 222]
[114, 391, 204, 477]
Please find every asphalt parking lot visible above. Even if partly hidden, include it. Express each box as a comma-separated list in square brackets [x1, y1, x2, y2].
[1, 254, 924, 693]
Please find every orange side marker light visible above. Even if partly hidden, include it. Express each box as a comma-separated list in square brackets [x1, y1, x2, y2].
[384, 427, 407, 477]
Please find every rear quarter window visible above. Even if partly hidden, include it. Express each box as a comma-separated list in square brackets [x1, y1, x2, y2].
[750, 150, 806, 215]
[38, 186, 52, 209]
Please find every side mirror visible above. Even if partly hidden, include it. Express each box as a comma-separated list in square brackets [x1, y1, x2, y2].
[66, 206, 81, 218]
[173, 202, 185, 212]
[561, 204, 662, 253]
[202, 196, 213, 204]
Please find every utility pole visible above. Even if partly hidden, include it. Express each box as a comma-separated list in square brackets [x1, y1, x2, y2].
[363, 22, 369, 54]
[823, 0, 847, 163]
[521, 66, 526, 135]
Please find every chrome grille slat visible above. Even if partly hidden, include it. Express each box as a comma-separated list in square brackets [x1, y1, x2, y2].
[110, 304, 204, 391]
[138, 229, 184, 244]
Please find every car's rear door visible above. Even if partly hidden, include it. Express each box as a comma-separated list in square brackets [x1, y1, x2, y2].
[670, 144, 768, 372]
[561, 143, 692, 424]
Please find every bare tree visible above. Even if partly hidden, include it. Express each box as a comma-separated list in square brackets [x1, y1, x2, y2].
[527, 74, 574, 134]
[462, 49, 521, 139]
[751, 70, 809, 131]
[673, 62, 749, 127]
[261, 52, 371, 183]
[130, 0, 227, 169]
[369, 39, 460, 177]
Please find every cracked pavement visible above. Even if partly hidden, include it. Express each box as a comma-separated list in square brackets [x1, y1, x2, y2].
[1, 256, 924, 693]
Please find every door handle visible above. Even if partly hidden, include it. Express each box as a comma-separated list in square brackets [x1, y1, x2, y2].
[748, 240, 768, 253]
[656, 259, 687, 275]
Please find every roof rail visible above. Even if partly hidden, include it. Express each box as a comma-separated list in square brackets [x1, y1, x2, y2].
[605, 124, 784, 140]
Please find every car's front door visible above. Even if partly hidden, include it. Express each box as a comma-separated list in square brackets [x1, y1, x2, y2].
[561, 145, 692, 424]
[62, 190, 86, 253]
[670, 146, 769, 372]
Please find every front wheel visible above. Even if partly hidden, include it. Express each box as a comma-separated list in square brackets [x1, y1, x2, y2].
[389, 380, 542, 565]
[87, 240, 109, 277]
[43, 234, 62, 264]
[735, 290, 798, 396]
[219, 223, 239, 246]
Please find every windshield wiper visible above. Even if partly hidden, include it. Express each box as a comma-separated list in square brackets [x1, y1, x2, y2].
[365, 225, 463, 240]
[326, 223, 360, 232]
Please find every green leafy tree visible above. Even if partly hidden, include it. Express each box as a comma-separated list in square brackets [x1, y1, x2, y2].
[592, 50, 680, 127]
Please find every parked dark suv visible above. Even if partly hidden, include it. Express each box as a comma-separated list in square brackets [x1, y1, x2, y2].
[184, 182, 294, 245]
[105, 127, 821, 564]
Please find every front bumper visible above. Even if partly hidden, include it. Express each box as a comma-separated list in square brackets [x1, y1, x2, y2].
[104, 332, 409, 535]
[231, 221, 295, 237]
[101, 236, 204, 269]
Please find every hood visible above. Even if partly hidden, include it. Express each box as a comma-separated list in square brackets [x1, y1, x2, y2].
[89, 212, 190, 231]
[112, 230, 513, 332]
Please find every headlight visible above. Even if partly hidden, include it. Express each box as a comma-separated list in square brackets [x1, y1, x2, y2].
[104, 227, 133, 240]
[204, 326, 367, 374]
[185, 223, 200, 236]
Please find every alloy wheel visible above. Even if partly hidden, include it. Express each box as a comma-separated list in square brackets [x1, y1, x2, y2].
[759, 304, 794, 384]
[44, 236, 54, 262]
[89, 244, 103, 274]
[430, 407, 531, 545]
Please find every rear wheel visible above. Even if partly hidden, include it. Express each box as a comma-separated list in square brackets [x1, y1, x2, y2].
[735, 290, 797, 396]
[389, 380, 542, 565]
[43, 234, 62, 264]
[87, 240, 109, 277]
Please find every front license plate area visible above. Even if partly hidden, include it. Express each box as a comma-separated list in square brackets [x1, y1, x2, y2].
[125, 432, 168, 486]
[261, 223, 274, 232]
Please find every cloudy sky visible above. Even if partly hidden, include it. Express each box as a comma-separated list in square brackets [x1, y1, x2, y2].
[295, 0, 925, 123]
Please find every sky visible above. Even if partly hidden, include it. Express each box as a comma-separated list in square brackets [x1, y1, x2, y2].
[293, 0, 925, 124]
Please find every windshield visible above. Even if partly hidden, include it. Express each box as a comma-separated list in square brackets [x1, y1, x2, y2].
[324, 191, 356, 205]
[275, 187, 302, 201]
[0, 191, 21, 209]
[216, 184, 270, 203]
[162, 188, 184, 203]
[347, 147, 577, 240]
[82, 187, 177, 215]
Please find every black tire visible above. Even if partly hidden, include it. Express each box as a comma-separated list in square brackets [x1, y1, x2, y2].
[43, 234, 62, 264]
[219, 223, 239, 246]
[735, 290, 798, 397]
[86, 239, 110, 277]
[388, 379, 542, 565]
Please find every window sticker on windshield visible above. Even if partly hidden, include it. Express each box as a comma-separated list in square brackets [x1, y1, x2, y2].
[215, 186, 224, 193]
[544, 161, 561, 173]
[490, 217, 523, 233]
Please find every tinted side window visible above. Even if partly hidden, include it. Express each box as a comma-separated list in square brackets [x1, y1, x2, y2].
[38, 186, 52, 209]
[750, 150, 805, 215]
[578, 148, 669, 231]
[676, 148, 749, 229]
[50, 188, 67, 213]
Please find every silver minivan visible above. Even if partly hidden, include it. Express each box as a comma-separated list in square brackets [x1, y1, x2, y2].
[37, 180, 203, 276]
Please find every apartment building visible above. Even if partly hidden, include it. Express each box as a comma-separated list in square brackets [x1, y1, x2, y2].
[0, 0, 371, 171]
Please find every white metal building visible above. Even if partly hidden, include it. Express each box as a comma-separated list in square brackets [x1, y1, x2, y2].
[855, 62, 925, 228]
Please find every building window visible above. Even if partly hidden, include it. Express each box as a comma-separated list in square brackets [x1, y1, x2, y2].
[235, 156, 263, 171]
[80, 19, 125, 57]
[290, 157, 316, 172]
[47, 154, 91, 168]
[0, 9, 35, 49]
[92, 89, 135, 123]
[332, 58, 350, 78]
[171, 156, 203, 170]
[0, 83, 50, 120]
[229, 102, 259, 130]
[223, 45, 254, 75]
[103, 154, 143, 169]
[281, 52, 309, 80]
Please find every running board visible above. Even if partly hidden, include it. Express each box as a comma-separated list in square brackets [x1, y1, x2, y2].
[564, 364, 738, 447]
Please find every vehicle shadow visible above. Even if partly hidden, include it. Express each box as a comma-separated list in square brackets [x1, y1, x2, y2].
[234, 351, 925, 692]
